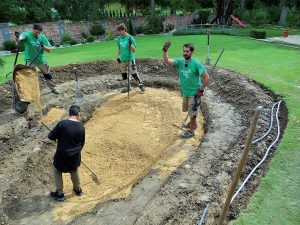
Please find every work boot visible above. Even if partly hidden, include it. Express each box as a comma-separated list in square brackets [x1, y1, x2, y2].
[180, 131, 195, 138]
[50, 191, 65, 201]
[46, 80, 59, 94]
[73, 188, 83, 196]
[138, 84, 145, 93]
[121, 87, 131, 93]
[51, 87, 59, 94]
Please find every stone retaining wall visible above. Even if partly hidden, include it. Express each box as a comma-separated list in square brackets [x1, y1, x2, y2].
[0, 13, 197, 48]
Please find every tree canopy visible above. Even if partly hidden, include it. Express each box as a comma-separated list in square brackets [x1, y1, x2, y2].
[0, 0, 299, 25]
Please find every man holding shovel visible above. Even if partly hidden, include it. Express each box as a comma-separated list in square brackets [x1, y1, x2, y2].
[116, 23, 145, 93]
[17, 24, 59, 94]
[48, 105, 85, 201]
[162, 42, 209, 138]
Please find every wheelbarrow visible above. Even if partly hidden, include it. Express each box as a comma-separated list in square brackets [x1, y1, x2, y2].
[11, 38, 43, 115]
[13, 64, 39, 114]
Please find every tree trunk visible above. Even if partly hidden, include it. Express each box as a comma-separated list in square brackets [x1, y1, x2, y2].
[240, 0, 245, 14]
[279, 5, 288, 26]
[279, 0, 284, 10]
[279, 0, 288, 26]
[171, 8, 176, 16]
[151, 0, 155, 16]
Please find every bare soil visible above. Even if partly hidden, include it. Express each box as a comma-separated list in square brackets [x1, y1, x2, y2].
[0, 59, 287, 225]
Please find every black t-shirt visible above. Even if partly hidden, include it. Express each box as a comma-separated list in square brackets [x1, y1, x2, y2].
[48, 119, 85, 172]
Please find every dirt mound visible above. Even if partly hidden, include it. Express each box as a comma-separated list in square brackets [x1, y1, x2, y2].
[0, 59, 287, 225]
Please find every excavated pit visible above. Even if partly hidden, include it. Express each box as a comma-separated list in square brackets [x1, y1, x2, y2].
[0, 59, 287, 225]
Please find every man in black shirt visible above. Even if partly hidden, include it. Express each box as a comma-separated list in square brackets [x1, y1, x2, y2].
[48, 105, 85, 201]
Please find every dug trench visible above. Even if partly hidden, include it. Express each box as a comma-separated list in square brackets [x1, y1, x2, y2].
[0, 59, 287, 225]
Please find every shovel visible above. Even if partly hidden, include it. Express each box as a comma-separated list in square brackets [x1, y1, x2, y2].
[41, 122, 100, 185]
[127, 37, 132, 101]
[73, 67, 85, 102]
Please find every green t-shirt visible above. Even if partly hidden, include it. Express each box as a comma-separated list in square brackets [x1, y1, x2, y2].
[173, 58, 206, 97]
[117, 34, 136, 62]
[19, 30, 50, 65]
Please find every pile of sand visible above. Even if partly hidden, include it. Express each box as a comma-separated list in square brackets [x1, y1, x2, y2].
[52, 88, 204, 221]
[14, 68, 41, 111]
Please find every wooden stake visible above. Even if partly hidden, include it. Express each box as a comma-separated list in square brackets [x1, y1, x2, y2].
[218, 106, 262, 225]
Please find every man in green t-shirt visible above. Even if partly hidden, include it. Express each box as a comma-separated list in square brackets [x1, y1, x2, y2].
[18, 24, 59, 94]
[116, 23, 145, 93]
[162, 42, 209, 138]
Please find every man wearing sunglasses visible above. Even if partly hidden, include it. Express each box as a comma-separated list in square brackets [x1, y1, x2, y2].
[162, 42, 209, 138]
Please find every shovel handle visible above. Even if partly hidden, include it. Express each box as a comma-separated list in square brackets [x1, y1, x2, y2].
[41, 121, 51, 131]
[74, 68, 79, 82]
[211, 48, 225, 73]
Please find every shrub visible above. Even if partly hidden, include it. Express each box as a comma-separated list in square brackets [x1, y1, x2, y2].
[145, 16, 164, 34]
[61, 33, 73, 43]
[86, 35, 95, 43]
[193, 9, 210, 24]
[135, 26, 145, 34]
[266, 5, 280, 24]
[89, 24, 105, 37]
[49, 39, 55, 46]
[250, 9, 268, 26]
[3, 40, 17, 51]
[250, 30, 267, 39]
[81, 31, 89, 39]
[61, 34, 77, 45]
[105, 29, 115, 41]
[286, 10, 300, 27]
[163, 23, 175, 33]
[69, 39, 78, 45]
[242, 10, 252, 23]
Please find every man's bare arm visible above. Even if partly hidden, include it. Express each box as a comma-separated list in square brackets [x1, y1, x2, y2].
[200, 72, 209, 90]
[42, 45, 51, 53]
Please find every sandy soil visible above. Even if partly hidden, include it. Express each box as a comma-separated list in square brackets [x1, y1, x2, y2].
[0, 59, 287, 225]
[54, 88, 204, 222]
[15, 68, 41, 111]
[41, 108, 66, 125]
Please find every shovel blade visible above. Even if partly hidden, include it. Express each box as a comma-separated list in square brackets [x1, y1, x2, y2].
[76, 93, 85, 103]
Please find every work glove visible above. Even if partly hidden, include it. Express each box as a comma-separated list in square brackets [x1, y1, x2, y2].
[195, 89, 204, 98]
[128, 38, 132, 46]
[117, 57, 121, 63]
[162, 41, 171, 52]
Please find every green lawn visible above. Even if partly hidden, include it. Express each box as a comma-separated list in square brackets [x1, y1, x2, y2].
[1, 35, 299, 224]
[175, 26, 300, 38]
